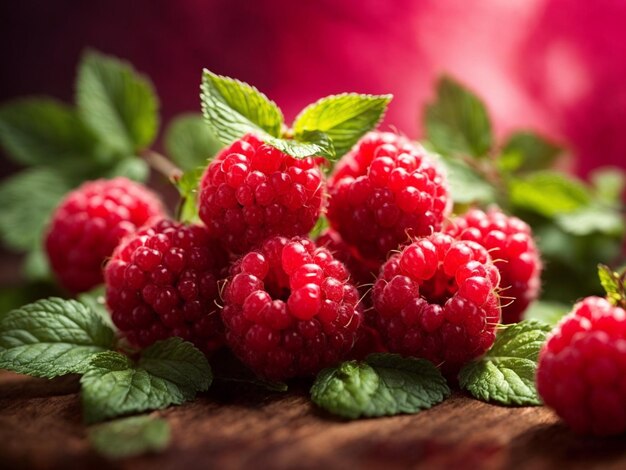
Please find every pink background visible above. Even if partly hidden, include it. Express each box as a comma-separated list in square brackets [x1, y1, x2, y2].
[1, 0, 625, 175]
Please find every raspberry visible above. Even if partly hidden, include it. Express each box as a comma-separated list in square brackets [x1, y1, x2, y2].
[537, 297, 626, 436]
[445, 208, 542, 323]
[315, 229, 380, 289]
[104, 219, 228, 353]
[198, 134, 324, 253]
[371, 233, 501, 373]
[221, 236, 363, 380]
[45, 177, 165, 294]
[327, 131, 450, 262]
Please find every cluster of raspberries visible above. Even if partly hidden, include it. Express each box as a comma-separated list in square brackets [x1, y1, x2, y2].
[44, 131, 543, 382]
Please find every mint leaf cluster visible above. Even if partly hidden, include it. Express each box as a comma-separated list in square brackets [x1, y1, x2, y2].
[424, 76, 625, 304]
[81, 338, 211, 423]
[311, 353, 450, 419]
[201, 69, 392, 160]
[459, 320, 551, 406]
[0, 297, 211, 425]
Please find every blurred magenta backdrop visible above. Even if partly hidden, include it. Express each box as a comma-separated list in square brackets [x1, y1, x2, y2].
[1, 0, 625, 175]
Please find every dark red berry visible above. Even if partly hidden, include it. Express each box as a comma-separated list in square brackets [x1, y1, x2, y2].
[445, 207, 541, 323]
[222, 236, 363, 380]
[104, 219, 228, 353]
[45, 177, 165, 293]
[371, 233, 501, 374]
[537, 296, 626, 436]
[198, 134, 324, 253]
[327, 132, 450, 262]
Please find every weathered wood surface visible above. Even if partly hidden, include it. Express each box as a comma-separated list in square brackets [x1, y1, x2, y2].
[1, 371, 625, 470]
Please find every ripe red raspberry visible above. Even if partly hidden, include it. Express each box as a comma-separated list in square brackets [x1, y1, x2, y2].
[445, 208, 542, 324]
[315, 229, 380, 289]
[198, 134, 324, 254]
[104, 219, 228, 354]
[327, 131, 450, 262]
[537, 297, 626, 436]
[221, 236, 363, 380]
[371, 233, 501, 374]
[45, 177, 165, 294]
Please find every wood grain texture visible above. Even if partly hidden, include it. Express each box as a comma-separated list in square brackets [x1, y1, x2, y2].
[1, 371, 625, 470]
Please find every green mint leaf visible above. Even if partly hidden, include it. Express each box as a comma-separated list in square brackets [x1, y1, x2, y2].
[311, 353, 450, 419]
[555, 205, 624, 237]
[598, 264, 625, 307]
[174, 168, 203, 223]
[523, 300, 569, 326]
[201, 69, 283, 145]
[459, 320, 552, 406]
[425, 76, 492, 158]
[165, 114, 222, 171]
[590, 167, 626, 205]
[77, 285, 115, 329]
[0, 298, 116, 378]
[89, 415, 171, 459]
[0, 98, 98, 166]
[106, 158, 150, 182]
[81, 338, 211, 423]
[77, 50, 159, 154]
[265, 131, 335, 159]
[293, 93, 392, 158]
[499, 131, 562, 173]
[437, 156, 496, 204]
[508, 171, 592, 217]
[23, 246, 52, 282]
[0, 168, 72, 251]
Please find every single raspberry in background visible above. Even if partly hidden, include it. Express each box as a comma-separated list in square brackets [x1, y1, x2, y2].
[221, 235, 363, 380]
[537, 296, 626, 436]
[104, 219, 229, 354]
[45, 177, 165, 294]
[371, 233, 501, 374]
[445, 207, 541, 324]
[198, 133, 324, 254]
[327, 131, 450, 262]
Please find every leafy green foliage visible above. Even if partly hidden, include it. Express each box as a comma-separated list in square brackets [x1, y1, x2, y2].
[0, 168, 72, 251]
[311, 353, 450, 419]
[555, 206, 624, 236]
[81, 338, 211, 423]
[598, 264, 626, 308]
[425, 76, 492, 158]
[0, 98, 98, 166]
[265, 131, 335, 160]
[201, 69, 284, 145]
[89, 415, 171, 459]
[459, 321, 551, 405]
[293, 93, 392, 157]
[509, 171, 592, 217]
[309, 215, 330, 239]
[164, 113, 222, 171]
[499, 131, 562, 173]
[523, 300, 569, 326]
[590, 167, 626, 204]
[77, 50, 159, 154]
[0, 298, 116, 377]
[438, 156, 496, 204]
[174, 168, 203, 223]
[77, 285, 115, 329]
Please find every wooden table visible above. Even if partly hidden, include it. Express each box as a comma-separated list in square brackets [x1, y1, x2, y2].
[1, 371, 625, 469]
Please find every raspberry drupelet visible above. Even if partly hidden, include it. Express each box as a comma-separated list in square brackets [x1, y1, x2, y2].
[327, 131, 450, 262]
[221, 236, 363, 380]
[371, 233, 501, 374]
[104, 219, 229, 353]
[45, 177, 165, 294]
[537, 296, 626, 436]
[445, 207, 542, 323]
[198, 133, 324, 254]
